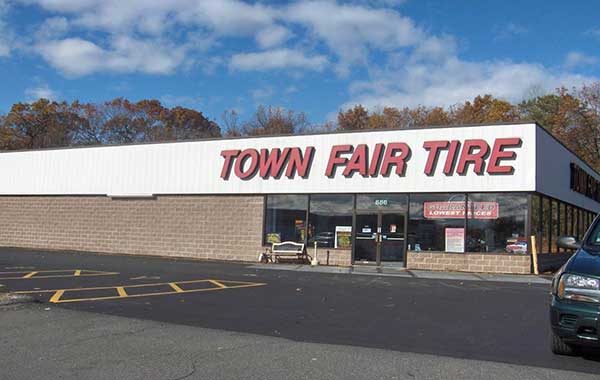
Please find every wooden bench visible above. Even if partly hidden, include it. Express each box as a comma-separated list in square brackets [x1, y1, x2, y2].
[259, 241, 306, 263]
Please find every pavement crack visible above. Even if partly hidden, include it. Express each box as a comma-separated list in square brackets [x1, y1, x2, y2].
[171, 361, 196, 380]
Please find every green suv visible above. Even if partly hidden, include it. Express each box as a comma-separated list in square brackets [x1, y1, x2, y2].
[551, 217, 600, 355]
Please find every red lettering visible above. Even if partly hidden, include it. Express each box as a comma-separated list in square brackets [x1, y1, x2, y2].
[259, 148, 290, 178]
[456, 139, 489, 175]
[368, 143, 384, 177]
[487, 137, 522, 174]
[285, 147, 315, 178]
[234, 149, 259, 179]
[220, 149, 240, 179]
[380, 143, 411, 176]
[343, 144, 368, 177]
[423, 140, 449, 176]
[444, 140, 461, 175]
[325, 145, 352, 177]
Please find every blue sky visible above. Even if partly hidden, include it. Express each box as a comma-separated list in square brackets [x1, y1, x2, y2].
[0, 0, 599, 124]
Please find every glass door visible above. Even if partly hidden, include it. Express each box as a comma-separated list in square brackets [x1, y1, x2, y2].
[380, 213, 406, 262]
[354, 214, 378, 263]
[353, 213, 406, 264]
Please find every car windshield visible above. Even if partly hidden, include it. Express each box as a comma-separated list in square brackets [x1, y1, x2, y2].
[585, 217, 600, 250]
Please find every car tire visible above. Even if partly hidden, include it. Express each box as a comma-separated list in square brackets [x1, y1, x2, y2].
[551, 332, 577, 356]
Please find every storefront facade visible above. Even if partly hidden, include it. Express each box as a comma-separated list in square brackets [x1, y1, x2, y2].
[0, 122, 598, 274]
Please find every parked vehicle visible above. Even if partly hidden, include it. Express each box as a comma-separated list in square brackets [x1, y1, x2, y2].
[550, 216, 600, 355]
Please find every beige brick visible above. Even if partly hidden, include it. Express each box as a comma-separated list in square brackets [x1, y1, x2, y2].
[0, 195, 265, 263]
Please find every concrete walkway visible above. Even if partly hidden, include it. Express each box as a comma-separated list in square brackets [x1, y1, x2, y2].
[247, 263, 553, 284]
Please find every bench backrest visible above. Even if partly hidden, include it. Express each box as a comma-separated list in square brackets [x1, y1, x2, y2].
[272, 241, 304, 252]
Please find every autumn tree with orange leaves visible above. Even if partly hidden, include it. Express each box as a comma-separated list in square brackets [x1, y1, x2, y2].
[1, 84, 599, 171]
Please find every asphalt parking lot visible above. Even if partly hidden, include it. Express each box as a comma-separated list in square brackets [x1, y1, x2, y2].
[1, 247, 599, 376]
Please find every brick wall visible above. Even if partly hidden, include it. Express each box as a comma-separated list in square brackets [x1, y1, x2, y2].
[311, 248, 351, 266]
[0, 195, 264, 262]
[407, 251, 531, 274]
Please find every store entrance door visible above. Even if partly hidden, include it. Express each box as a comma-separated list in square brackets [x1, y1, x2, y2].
[354, 213, 406, 265]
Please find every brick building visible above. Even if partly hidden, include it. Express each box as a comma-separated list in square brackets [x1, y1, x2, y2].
[1, 122, 598, 274]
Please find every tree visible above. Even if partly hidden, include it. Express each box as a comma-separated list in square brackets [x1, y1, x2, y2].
[568, 84, 600, 169]
[161, 106, 221, 140]
[241, 105, 308, 136]
[1, 99, 85, 149]
[338, 105, 369, 130]
[222, 109, 242, 137]
[451, 95, 519, 124]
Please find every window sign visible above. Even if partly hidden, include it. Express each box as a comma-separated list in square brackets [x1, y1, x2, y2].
[424, 201, 499, 219]
[445, 228, 465, 252]
[335, 226, 352, 248]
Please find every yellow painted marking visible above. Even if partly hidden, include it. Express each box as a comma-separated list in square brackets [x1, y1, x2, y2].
[15, 279, 266, 304]
[49, 290, 65, 303]
[16, 279, 261, 294]
[0, 269, 78, 274]
[209, 279, 227, 288]
[116, 287, 128, 297]
[169, 282, 185, 293]
[0, 269, 118, 280]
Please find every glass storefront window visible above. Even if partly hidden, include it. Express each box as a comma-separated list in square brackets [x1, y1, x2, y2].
[575, 208, 580, 239]
[566, 205, 572, 237]
[531, 194, 541, 254]
[356, 194, 408, 212]
[579, 209, 584, 238]
[467, 193, 528, 254]
[408, 194, 466, 252]
[308, 194, 354, 249]
[542, 197, 551, 253]
[264, 195, 308, 244]
[551, 200, 559, 253]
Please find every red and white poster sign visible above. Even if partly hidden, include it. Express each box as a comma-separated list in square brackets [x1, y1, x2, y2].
[424, 201, 499, 219]
[445, 228, 465, 252]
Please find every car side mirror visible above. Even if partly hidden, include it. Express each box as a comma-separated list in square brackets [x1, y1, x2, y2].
[556, 236, 581, 250]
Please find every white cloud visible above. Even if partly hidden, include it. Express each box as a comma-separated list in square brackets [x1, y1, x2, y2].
[0, 0, 12, 57]
[12, 0, 600, 113]
[255, 25, 291, 49]
[25, 83, 58, 100]
[25, 0, 277, 36]
[35, 16, 69, 39]
[565, 51, 598, 68]
[230, 48, 328, 71]
[36, 36, 186, 77]
[250, 86, 275, 102]
[344, 55, 597, 110]
[286, 0, 423, 73]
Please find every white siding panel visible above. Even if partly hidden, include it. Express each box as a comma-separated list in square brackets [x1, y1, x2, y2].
[0, 123, 538, 196]
[536, 127, 600, 211]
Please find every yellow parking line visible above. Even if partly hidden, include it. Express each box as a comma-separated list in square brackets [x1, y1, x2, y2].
[208, 279, 227, 288]
[49, 290, 65, 303]
[53, 283, 266, 303]
[16, 279, 261, 294]
[168, 283, 185, 293]
[14, 278, 266, 303]
[0, 269, 118, 280]
[116, 287, 128, 297]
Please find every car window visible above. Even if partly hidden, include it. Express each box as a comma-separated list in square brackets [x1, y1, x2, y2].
[586, 218, 600, 245]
